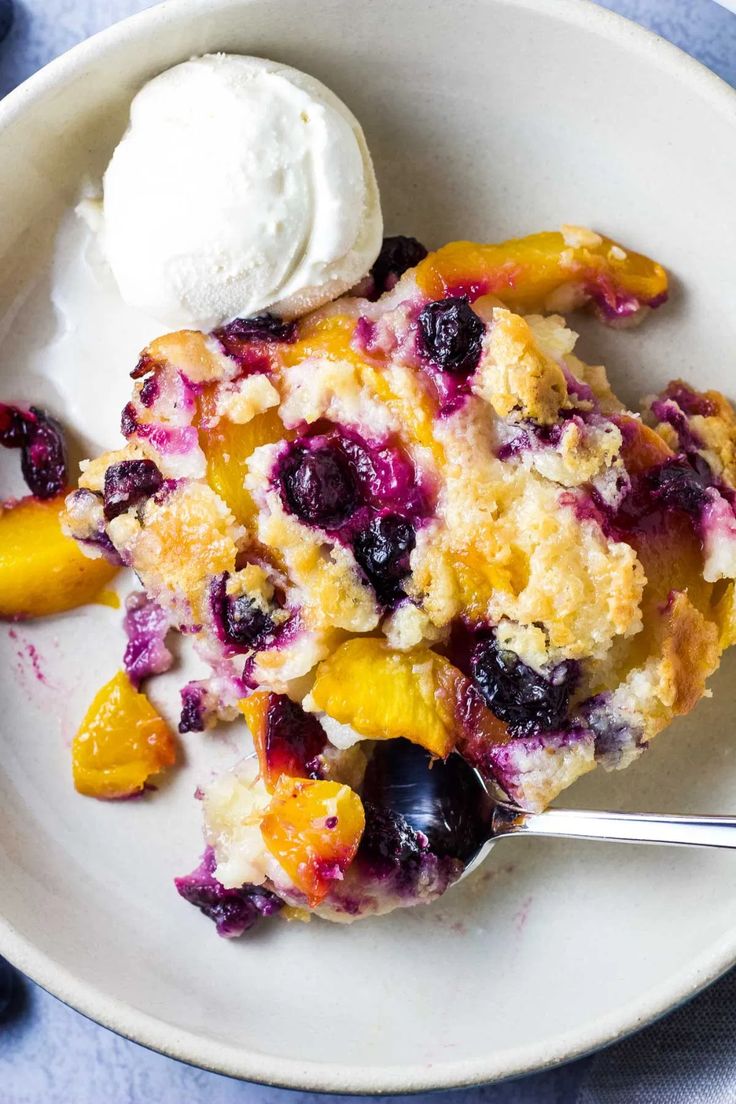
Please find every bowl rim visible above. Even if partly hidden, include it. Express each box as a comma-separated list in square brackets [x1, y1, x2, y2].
[1, 0, 736, 1091]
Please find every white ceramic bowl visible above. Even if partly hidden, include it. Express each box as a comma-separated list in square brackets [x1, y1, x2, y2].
[1, 0, 736, 1092]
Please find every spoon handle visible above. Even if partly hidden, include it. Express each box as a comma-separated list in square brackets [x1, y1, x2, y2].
[494, 806, 736, 849]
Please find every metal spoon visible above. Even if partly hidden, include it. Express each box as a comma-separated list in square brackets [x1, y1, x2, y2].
[362, 739, 736, 878]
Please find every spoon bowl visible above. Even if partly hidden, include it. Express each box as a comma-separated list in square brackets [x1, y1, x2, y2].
[365, 739, 736, 884]
[361, 738, 496, 865]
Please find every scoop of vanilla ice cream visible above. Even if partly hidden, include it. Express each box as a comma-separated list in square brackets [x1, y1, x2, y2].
[100, 54, 383, 330]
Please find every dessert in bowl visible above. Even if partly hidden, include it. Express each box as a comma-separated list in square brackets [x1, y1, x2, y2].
[1, 0, 736, 1086]
[6, 55, 736, 936]
[55, 215, 736, 933]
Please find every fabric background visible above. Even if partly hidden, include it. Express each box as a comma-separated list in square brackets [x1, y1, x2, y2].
[1, 1, 735, 1100]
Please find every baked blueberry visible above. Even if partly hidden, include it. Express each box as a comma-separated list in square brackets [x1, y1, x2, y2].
[279, 442, 360, 528]
[417, 296, 485, 375]
[470, 635, 578, 738]
[369, 235, 428, 297]
[103, 459, 163, 519]
[353, 513, 415, 605]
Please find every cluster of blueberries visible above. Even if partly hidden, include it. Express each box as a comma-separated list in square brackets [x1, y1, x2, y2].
[0, 403, 68, 499]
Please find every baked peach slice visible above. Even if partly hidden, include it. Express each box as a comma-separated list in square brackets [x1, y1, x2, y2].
[310, 637, 510, 760]
[261, 776, 365, 906]
[240, 691, 326, 790]
[310, 637, 512, 769]
[310, 638, 456, 757]
[415, 229, 667, 322]
[0, 494, 118, 619]
[198, 400, 287, 526]
[73, 670, 177, 799]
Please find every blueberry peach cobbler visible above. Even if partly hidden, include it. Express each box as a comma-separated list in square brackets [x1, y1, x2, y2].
[15, 223, 721, 935]
[5, 52, 732, 944]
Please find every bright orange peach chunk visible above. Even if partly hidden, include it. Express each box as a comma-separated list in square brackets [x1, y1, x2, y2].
[261, 776, 365, 906]
[280, 314, 366, 369]
[310, 638, 461, 758]
[0, 494, 118, 619]
[415, 231, 667, 320]
[199, 406, 286, 526]
[240, 691, 271, 754]
[72, 671, 177, 799]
